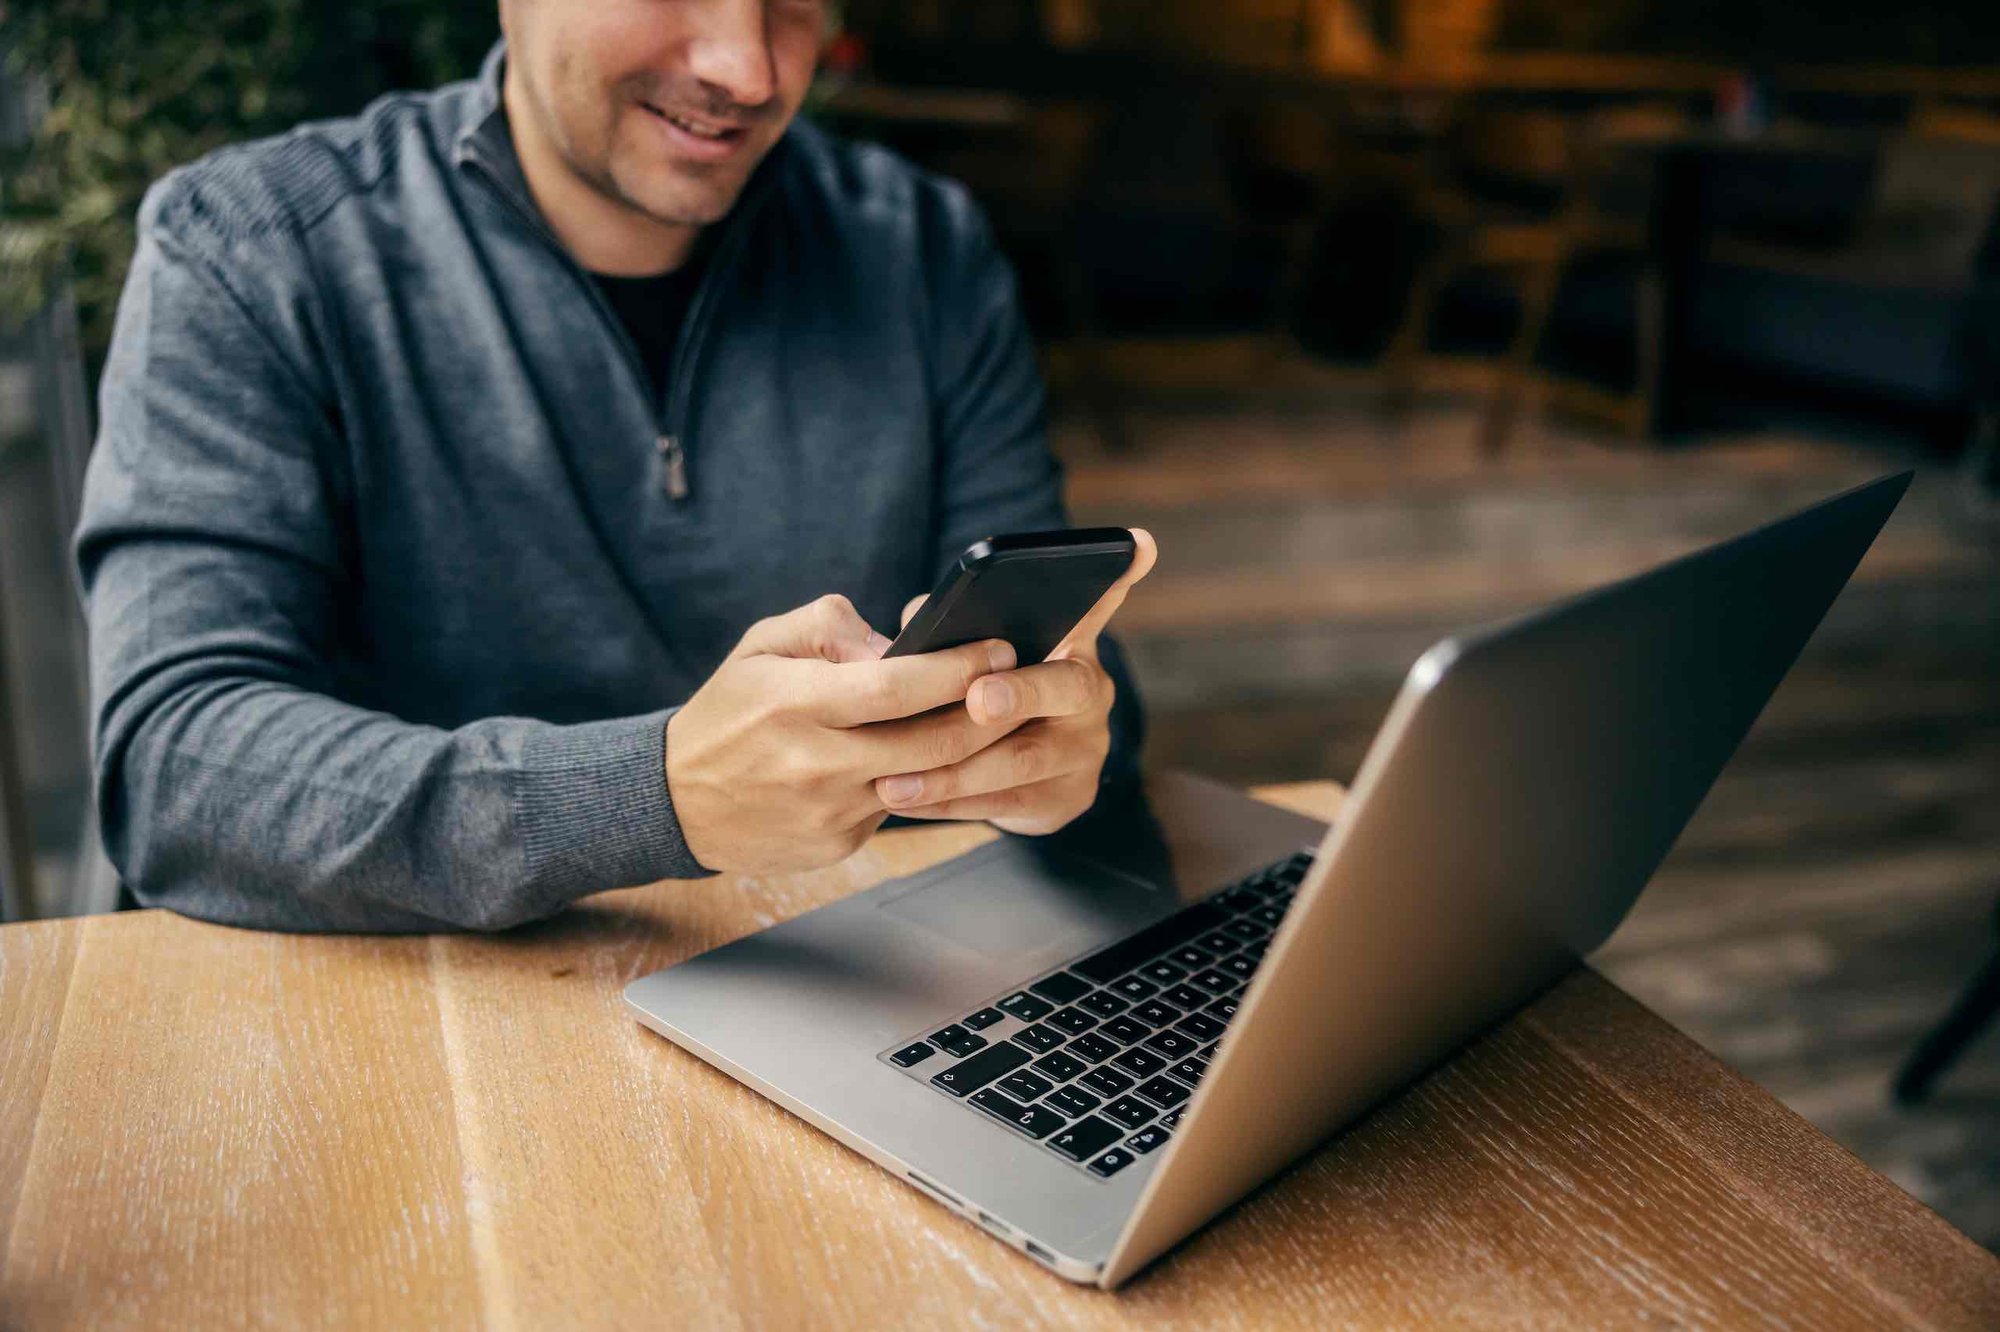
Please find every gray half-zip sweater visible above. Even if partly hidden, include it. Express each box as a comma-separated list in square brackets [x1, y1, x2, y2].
[75, 43, 1144, 933]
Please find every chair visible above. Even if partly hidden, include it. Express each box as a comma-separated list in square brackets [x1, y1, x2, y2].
[1379, 101, 1687, 453]
[0, 538, 32, 922]
[1892, 108, 2000, 1104]
[1895, 897, 2000, 1104]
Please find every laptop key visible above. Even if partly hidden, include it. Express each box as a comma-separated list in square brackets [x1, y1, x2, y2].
[1077, 990, 1128, 1019]
[1044, 1006, 1098, 1035]
[1012, 1025, 1065, 1054]
[1029, 972, 1093, 1004]
[1072, 902, 1231, 984]
[1177, 1012, 1227, 1042]
[1099, 1016, 1151, 1046]
[1131, 1000, 1182, 1029]
[1205, 995, 1241, 1021]
[930, 1025, 986, 1058]
[1112, 1047, 1166, 1078]
[1100, 1096, 1157, 1130]
[890, 1042, 935, 1067]
[962, 1007, 1005, 1031]
[1159, 1108, 1186, 1130]
[1241, 939, 1270, 961]
[1250, 905, 1287, 928]
[1188, 968, 1235, 994]
[1165, 945, 1214, 970]
[998, 1070, 1054, 1102]
[1166, 1057, 1206, 1087]
[1220, 954, 1259, 980]
[970, 1088, 1066, 1140]
[1194, 930, 1240, 955]
[1087, 1147, 1137, 1178]
[1032, 1050, 1088, 1082]
[1161, 983, 1210, 1010]
[1220, 918, 1266, 942]
[1217, 886, 1263, 913]
[1079, 1067, 1134, 1098]
[1137, 960, 1187, 986]
[1047, 1115, 1122, 1162]
[996, 991, 1054, 1022]
[1142, 1029, 1199, 1059]
[929, 1042, 1030, 1097]
[1108, 975, 1159, 1002]
[1125, 1125, 1171, 1154]
[1067, 1032, 1120, 1064]
[1045, 1085, 1102, 1118]
[1135, 1076, 1191, 1110]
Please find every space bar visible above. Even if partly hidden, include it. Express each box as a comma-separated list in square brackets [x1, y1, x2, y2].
[1072, 902, 1231, 984]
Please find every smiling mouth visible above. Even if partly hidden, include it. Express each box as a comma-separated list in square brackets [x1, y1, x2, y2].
[641, 102, 749, 144]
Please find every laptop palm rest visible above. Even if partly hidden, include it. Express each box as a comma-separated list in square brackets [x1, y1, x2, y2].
[876, 856, 1153, 961]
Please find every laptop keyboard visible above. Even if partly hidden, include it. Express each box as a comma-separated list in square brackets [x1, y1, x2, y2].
[879, 848, 1314, 1180]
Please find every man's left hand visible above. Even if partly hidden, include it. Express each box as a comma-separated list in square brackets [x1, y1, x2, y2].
[873, 528, 1157, 835]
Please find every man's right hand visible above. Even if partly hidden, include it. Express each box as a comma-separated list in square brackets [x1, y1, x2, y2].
[665, 594, 1019, 874]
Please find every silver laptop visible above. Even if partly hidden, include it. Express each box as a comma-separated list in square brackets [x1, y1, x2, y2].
[625, 471, 1910, 1288]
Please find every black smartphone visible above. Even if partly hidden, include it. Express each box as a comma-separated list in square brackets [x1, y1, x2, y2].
[884, 528, 1137, 664]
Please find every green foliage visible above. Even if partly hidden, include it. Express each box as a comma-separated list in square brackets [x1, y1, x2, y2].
[0, 0, 498, 365]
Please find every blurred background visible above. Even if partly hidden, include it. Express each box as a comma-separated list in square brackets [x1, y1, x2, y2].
[1, 0, 1996, 1249]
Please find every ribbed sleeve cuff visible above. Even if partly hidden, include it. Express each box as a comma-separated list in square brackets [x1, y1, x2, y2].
[514, 708, 715, 902]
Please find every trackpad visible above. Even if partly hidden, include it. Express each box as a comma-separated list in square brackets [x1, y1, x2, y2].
[877, 846, 1156, 962]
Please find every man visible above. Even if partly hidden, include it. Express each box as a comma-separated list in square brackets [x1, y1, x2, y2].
[76, 0, 1153, 932]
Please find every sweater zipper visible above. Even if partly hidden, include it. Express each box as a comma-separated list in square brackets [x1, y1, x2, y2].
[651, 180, 769, 500]
[457, 142, 779, 503]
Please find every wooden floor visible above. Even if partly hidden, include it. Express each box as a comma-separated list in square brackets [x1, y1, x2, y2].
[1053, 386, 2000, 1251]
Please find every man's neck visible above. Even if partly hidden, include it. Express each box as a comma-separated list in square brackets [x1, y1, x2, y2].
[503, 68, 700, 277]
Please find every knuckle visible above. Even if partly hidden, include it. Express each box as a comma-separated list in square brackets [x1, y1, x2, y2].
[1066, 660, 1104, 710]
[928, 720, 972, 770]
[773, 743, 817, 788]
[809, 594, 863, 656]
[921, 763, 958, 802]
[1011, 734, 1046, 784]
[857, 669, 904, 718]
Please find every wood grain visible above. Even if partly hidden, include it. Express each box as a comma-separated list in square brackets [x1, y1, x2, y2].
[3, 781, 1998, 1330]
[1, 914, 480, 1331]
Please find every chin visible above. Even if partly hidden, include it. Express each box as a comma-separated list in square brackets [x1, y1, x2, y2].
[637, 187, 738, 229]
[614, 156, 755, 227]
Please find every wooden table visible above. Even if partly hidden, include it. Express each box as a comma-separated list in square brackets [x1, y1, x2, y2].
[4, 780, 1998, 1330]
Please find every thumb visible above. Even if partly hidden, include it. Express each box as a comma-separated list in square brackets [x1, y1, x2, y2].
[1052, 527, 1157, 661]
[730, 594, 891, 664]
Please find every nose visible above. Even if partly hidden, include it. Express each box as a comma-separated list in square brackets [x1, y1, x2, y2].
[686, 0, 778, 110]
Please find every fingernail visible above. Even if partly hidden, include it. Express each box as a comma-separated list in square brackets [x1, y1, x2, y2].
[882, 774, 923, 804]
[987, 641, 1016, 672]
[977, 678, 1015, 721]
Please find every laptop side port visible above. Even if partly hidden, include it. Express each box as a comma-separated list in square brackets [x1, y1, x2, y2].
[905, 1171, 964, 1210]
[1023, 1240, 1057, 1266]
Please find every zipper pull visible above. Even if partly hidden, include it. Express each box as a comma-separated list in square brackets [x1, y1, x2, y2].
[656, 434, 689, 500]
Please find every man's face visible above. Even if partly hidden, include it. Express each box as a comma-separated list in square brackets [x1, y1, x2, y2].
[502, 0, 826, 230]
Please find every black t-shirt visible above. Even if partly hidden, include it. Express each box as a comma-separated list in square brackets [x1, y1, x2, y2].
[591, 255, 706, 411]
